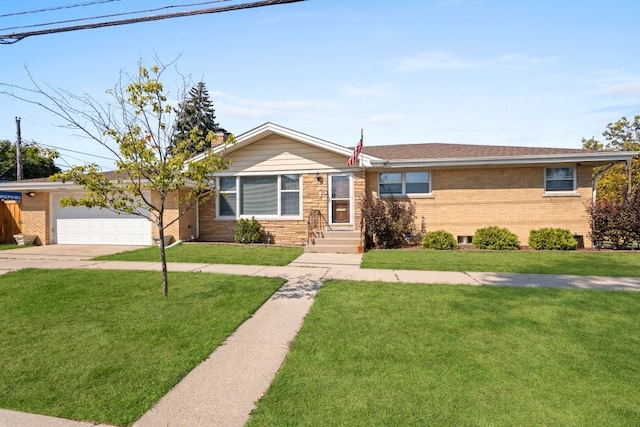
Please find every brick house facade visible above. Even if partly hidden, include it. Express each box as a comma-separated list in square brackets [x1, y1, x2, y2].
[0, 123, 635, 248]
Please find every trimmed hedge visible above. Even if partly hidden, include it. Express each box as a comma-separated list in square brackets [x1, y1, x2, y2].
[473, 226, 520, 250]
[422, 230, 458, 250]
[529, 228, 578, 250]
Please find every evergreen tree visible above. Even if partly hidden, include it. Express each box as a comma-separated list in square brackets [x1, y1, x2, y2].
[172, 82, 220, 155]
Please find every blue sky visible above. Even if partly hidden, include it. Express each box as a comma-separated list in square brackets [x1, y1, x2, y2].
[1, 0, 639, 170]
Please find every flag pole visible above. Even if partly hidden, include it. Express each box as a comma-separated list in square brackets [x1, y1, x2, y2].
[358, 128, 363, 167]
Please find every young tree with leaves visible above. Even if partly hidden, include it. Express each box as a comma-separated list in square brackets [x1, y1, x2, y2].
[172, 81, 220, 155]
[1, 63, 230, 296]
[0, 140, 60, 180]
[582, 115, 640, 202]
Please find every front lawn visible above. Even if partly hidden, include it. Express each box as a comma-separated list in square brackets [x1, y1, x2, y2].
[362, 249, 640, 276]
[95, 243, 303, 266]
[0, 269, 284, 426]
[0, 243, 30, 250]
[248, 281, 640, 426]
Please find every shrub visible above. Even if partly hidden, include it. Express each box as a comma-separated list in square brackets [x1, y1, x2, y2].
[234, 217, 263, 243]
[473, 226, 519, 250]
[587, 187, 640, 249]
[528, 228, 578, 250]
[422, 230, 458, 250]
[360, 194, 416, 249]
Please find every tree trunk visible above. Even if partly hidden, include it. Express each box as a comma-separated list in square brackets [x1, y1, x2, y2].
[157, 218, 169, 297]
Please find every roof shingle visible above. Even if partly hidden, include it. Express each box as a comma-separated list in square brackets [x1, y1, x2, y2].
[362, 143, 597, 160]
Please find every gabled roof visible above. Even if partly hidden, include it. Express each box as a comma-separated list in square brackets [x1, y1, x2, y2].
[190, 122, 637, 169]
[190, 122, 375, 165]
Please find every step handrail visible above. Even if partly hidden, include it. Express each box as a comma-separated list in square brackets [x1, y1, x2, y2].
[307, 209, 331, 245]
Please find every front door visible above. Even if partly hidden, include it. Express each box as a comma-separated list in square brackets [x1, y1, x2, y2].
[329, 174, 352, 225]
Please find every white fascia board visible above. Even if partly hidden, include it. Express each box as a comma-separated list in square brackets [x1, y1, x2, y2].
[0, 181, 82, 191]
[0, 178, 198, 192]
[368, 151, 639, 169]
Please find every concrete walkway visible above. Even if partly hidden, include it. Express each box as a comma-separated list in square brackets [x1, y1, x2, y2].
[1, 249, 640, 427]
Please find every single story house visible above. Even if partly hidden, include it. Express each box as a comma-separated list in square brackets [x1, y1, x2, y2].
[1, 122, 636, 250]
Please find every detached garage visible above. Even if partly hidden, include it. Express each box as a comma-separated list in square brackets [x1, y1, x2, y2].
[52, 194, 151, 245]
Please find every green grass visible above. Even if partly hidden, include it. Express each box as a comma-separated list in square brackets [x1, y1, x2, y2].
[0, 269, 284, 426]
[362, 249, 640, 276]
[0, 243, 31, 250]
[95, 243, 304, 266]
[248, 281, 640, 426]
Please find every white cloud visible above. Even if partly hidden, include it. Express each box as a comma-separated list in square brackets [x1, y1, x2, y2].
[392, 51, 478, 72]
[365, 113, 406, 124]
[600, 78, 640, 98]
[342, 82, 393, 98]
[211, 91, 340, 119]
[391, 50, 554, 73]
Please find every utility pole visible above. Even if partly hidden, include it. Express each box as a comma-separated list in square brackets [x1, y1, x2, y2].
[15, 117, 23, 181]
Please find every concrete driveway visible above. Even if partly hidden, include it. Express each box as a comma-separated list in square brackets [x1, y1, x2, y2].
[0, 244, 147, 261]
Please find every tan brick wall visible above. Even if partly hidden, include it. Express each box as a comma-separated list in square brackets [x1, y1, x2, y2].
[198, 172, 366, 246]
[151, 190, 198, 243]
[20, 192, 50, 245]
[366, 165, 593, 247]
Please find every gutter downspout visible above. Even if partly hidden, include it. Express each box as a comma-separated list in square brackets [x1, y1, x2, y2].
[196, 187, 216, 241]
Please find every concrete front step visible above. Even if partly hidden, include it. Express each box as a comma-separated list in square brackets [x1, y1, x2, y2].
[307, 229, 363, 254]
[305, 244, 363, 254]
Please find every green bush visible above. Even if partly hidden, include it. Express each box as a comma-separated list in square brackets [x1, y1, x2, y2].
[529, 228, 578, 250]
[473, 226, 520, 250]
[360, 194, 416, 249]
[234, 217, 263, 243]
[422, 230, 458, 250]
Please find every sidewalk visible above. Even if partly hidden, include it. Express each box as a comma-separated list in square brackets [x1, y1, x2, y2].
[1, 251, 640, 427]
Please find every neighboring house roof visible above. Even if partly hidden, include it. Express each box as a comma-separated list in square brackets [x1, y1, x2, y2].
[0, 171, 198, 191]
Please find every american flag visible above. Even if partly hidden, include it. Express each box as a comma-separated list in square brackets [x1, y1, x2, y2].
[347, 129, 363, 166]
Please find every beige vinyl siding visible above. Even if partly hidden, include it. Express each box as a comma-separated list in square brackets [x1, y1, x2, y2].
[224, 135, 347, 173]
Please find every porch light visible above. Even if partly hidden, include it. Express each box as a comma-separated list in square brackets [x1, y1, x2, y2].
[26, 192, 35, 197]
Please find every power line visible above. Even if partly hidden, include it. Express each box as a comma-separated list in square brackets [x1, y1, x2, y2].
[31, 140, 116, 162]
[0, 0, 120, 19]
[0, 0, 231, 33]
[0, 0, 305, 44]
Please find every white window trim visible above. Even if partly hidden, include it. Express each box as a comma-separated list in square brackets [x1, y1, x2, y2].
[216, 175, 303, 220]
[543, 166, 579, 196]
[379, 171, 431, 197]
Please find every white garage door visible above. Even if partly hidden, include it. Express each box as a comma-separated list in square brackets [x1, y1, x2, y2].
[53, 194, 152, 245]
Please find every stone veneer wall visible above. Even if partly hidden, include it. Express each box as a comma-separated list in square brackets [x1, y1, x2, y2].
[365, 165, 594, 247]
[198, 172, 366, 246]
